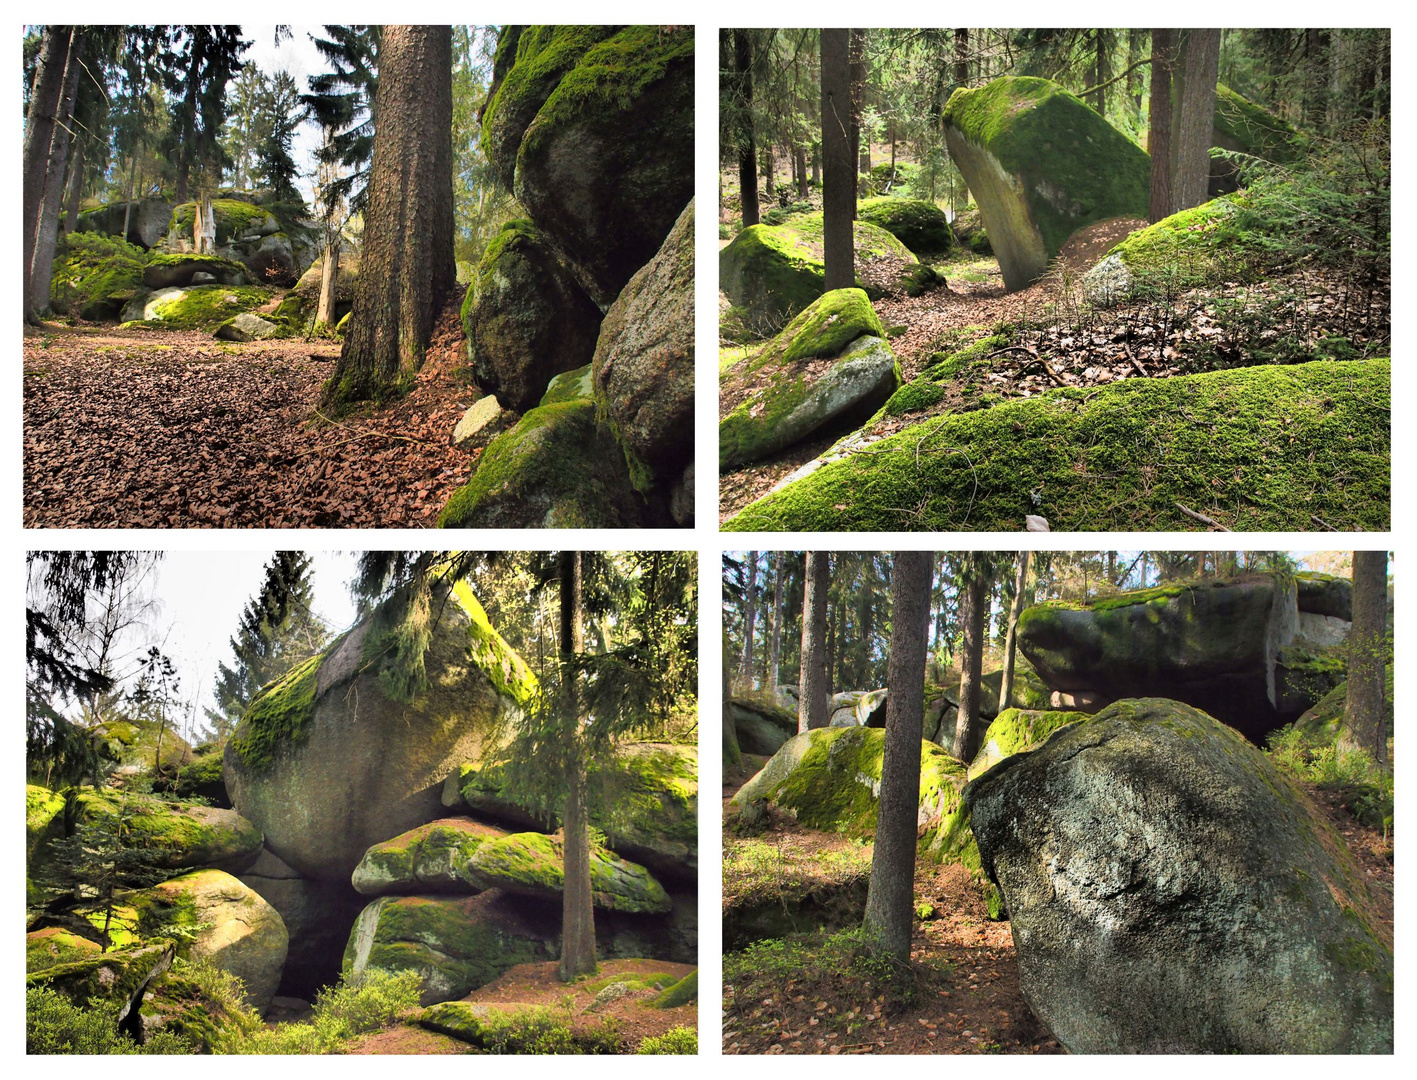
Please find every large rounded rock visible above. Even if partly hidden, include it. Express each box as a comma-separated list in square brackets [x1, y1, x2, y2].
[27, 939, 175, 1020]
[857, 196, 954, 253]
[728, 698, 797, 756]
[71, 791, 263, 873]
[352, 818, 506, 897]
[75, 197, 175, 249]
[142, 253, 250, 288]
[966, 707, 1087, 780]
[461, 832, 671, 913]
[464, 219, 603, 413]
[964, 698, 1393, 1053]
[1017, 574, 1340, 741]
[1210, 83, 1305, 194]
[592, 199, 694, 494]
[719, 288, 901, 470]
[488, 26, 694, 305]
[943, 76, 1150, 291]
[49, 234, 146, 320]
[132, 869, 288, 1014]
[224, 581, 537, 882]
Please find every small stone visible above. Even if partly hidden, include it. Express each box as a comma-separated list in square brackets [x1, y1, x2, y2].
[451, 396, 508, 450]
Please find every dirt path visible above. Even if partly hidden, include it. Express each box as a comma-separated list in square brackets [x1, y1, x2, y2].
[23, 294, 479, 528]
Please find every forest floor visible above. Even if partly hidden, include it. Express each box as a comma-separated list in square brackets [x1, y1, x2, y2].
[345, 957, 697, 1055]
[720, 755, 1394, 1055]
[22, 291, 479, 528]
[718, 212, 1389, 523]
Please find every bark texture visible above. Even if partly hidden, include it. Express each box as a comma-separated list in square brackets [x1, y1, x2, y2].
[1169, 29, 1221, 213]
[799, 552, 831, 732]
[29, 29, 83, 319]
[820, 30, 855, 291]
[558, 551, 595, 981]
[1343, 551, 1388, 764]
[1148, 29, 1174, 223]
[952, 555, 990, 762]
[24, 25, 72, 321]
[734, 30, 759, 228]
[998, 551, 1031, 714]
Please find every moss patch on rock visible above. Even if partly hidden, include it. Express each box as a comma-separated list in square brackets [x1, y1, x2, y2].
[968, 708, 1088, 779]
[725, 358, 1389, 532]
[450, 580, 540, 707]
[73, 791, 263, 872]
[49, 233, 146, 319]
[135, 284, 275, 331]
[226, 646, 332, 772]
[168, 199, 274, 245]
[462, 832, 673, 913]
[352, 818, 505, 896]
[857, 196, 954, 254]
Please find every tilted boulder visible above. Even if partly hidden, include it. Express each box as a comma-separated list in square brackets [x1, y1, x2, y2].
[592, 199, 695, 507]
[352, 818, 507, 897]
[965, 698, 1393, 1053]
[483, 25, 694, 305]
[463, 219, 603, 413]
[943, 76, 1150, 290]
[460, 832, 672, 913]
[719, 289, 901, 470]
[27, 939, 175, 1022]
[224, 580, 537, 882]
[1017, 573, 1348, 740]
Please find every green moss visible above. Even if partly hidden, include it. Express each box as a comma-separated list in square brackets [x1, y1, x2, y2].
[49, 234, 146, 319]
[725, 358, 1390, 532]
[945, 76, 1150, 257]
[968, 708, 1087, 779]
[857, 197, 953, 253]
[447, 580, 540, 707]
[227, 643, 337, 772]
[1214, 84, 1305, 163]
[881, 333, 1012, 417]
[27, 784, 66, 853]
[73, 792, 261, 870]
[649, 969, 697, 1008]
[466, 832, 673, 913]
[142, 285, 274, 330]
[168, 199, 272, 244]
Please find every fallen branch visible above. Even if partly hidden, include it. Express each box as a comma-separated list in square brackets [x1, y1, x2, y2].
[1122, 342, 1149, 378]
[1174, 502, 1231, 531]
[305, 409, 446, 452]
[1310, 513, 1340, 531]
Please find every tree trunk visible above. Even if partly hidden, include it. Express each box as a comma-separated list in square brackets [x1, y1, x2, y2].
[558, 550, 595, 981]
[1342, 551, 1388, 764]
[952, 555, 990, 762]
[1169, 29, 1220, 214]
[997, 552, 1031, 714]
[316, 237, 340, 328]
[734, 30, 759, 228]
[1148, 29, 1174, 223]
[30, 31, 84, 320]
[768, 553, 785, 696]
[1091, 31, 1111, 117]
[953, 28, 969, 87]
[121, 155, 138, 244]
[862, 550, 933, 962]
[723, 633, 741, 770]
[325, 25, 455, 408]
[799, 552, 830, 732]
[24, 25, 72, 323]
[762, 143, 774, 197]
[821, 30, 855, 291]
[849, 30, 868, 184]
[62, 132, 86, 236]
[1126, 30, 1144, 122]
[795, 146, 808, 199]
[741, 551, 758, 691]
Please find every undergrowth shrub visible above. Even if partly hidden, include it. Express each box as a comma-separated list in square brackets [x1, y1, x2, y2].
[211, 969, 422, 1054]
[1267, 725, 1394, 833]
[26, 987, 193, 1054]
[637, 1025, 697, 1054]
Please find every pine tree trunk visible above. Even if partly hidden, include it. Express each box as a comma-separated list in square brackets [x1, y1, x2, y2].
[862, 550, 933, 961]
[558, 551, 595, 981]
[952, 556, 990, 762]
[768, 554, 784, 696]
[849, 30, 867, 185]
[1342, 551, 1388, 764]
[316, 237, 340, 327]
[1169, 29, 1220, 214]
[24, 25, 72, 323]
[1149, 29, 1174, 223]
[997, 552, 1031, 714]
[799, 552, 830, 732]
[953, 29, 969, 87]
[121, 156, 138, 244]
[723, 633, 741, 769]
[1127, 30, 1143, 122]
[30, 31, 84, 320]
[741, 552, 758, 691]
[734, 30, 759, 228]
[821, 30, 855, 291]
[62, 132, 86, 236]
[1092, 32, 1110, 116]
[326, 25, 454, 408]
[795, 146, 808, 198]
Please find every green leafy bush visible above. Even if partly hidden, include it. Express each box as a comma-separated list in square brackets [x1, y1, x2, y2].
[476, 1005, 624, 1054]
[637, 1025, 697, 1053]
[27, 987, 193, 1054]
[210, 969, 422, 1054]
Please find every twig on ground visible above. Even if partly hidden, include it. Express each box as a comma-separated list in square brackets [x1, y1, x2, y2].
[1174, 502, 1231, 530]
[312, 408, 443, 448]
[1311, 513, 1340, 531]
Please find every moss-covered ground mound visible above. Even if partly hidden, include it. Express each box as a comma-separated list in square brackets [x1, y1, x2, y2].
[725, 357, 1389, 532]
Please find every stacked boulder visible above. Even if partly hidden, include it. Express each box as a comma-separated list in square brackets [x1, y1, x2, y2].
[444, 26, 695, 528]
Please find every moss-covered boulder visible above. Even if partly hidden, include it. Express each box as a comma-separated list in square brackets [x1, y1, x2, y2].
[830, 687, 889, 728]
[27, 927, 102, 971]
[214, 312, 281, 341]
[171, 750, 229, 807]
[464, 219, 603, 413]
[461, 832, 672, 913]
[67, 790, 263, 874]
[453, 742, 696, 879]
[142, 252, 250, 289]
[965, 698, 1392, 1053]
[487, 26, 694, 305]
[857, 196, 954, 254]
[126, 284, 275, 331]
[75, 196, 174, 249]
[436, 395, 650, 529]
[168, 198, 280, 246]
[1210, 83, 1305, 194]
[128, 869, 288, 1013]
[1296, 570, 1354, 621]
[27, 784, 67, 860]
[27, 939, 176, 1021]
[724, 358, 1390, 533]
[967, 708, 1087, 779]
[343, 891, 557, 1005]
[719, 289, 901, 470]
[728, 697, 798, 756]
[1290, 667, 1395, 747]
[943, 76, 1150, 290]
[1017, 573, 1346, 741]
[280, 250, 359, 329]
[591, 198, 695, 516]
[719, 218, 929, 336]
[49, 233, 146, 320]
[352, 818, 506, 896]
[729, 727, 967, 845]
[224, 581, 537, 882]
[91, 717, 195, 774]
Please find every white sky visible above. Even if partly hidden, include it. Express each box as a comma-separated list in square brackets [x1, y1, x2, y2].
[240, 26, 335, 203]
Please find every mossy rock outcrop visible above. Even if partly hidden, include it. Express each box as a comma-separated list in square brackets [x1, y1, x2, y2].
[224, 581, 537, 882]
[49, 233, 146, 320]
[461, 831, 672, 913]
[167, 198, 280, 246]
[124, 284, 275, 331]
[1289, 666, 1395, 748]
[66, 790, 263, 874]
[943, 76, 1150, 290]
[729, 697, 798, 756]
[857, 196, 953, 254]
[437, 393, 651, 529]
[171, 750, 229, 806]
[719, 288, 901, 469]
[464, 219, 603, 413]
[27, 927, 102, 972]
[965, 698, 1392, 1053]
[592, 199, 695, 518]
[74, 196, 174, 249]
[453, 742, 697, 879]
[142, 252, 250, 289]
[724, 358, 1389, 533]
[91, 717, 195, 774]
[1210, 83, 1306, 194]
[485, 25, 694, 305]
[164, 199, 307, 286]
[1017, 573, 1348, 741]
[352, 818, 507, 896]
[966, 707, 1088, 779]
[26, 939, 175, 1021]
[128, 869, 288, 1014]
[829, 688, 889, 728]
[719, 217, 930, 336]
[27, 784, 67, 861]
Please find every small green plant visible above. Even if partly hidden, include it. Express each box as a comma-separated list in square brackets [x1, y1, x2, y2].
[26, 987, 193, 1054]
[637, 1025, 697, 1054]
[210, 969, 421, 1054]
